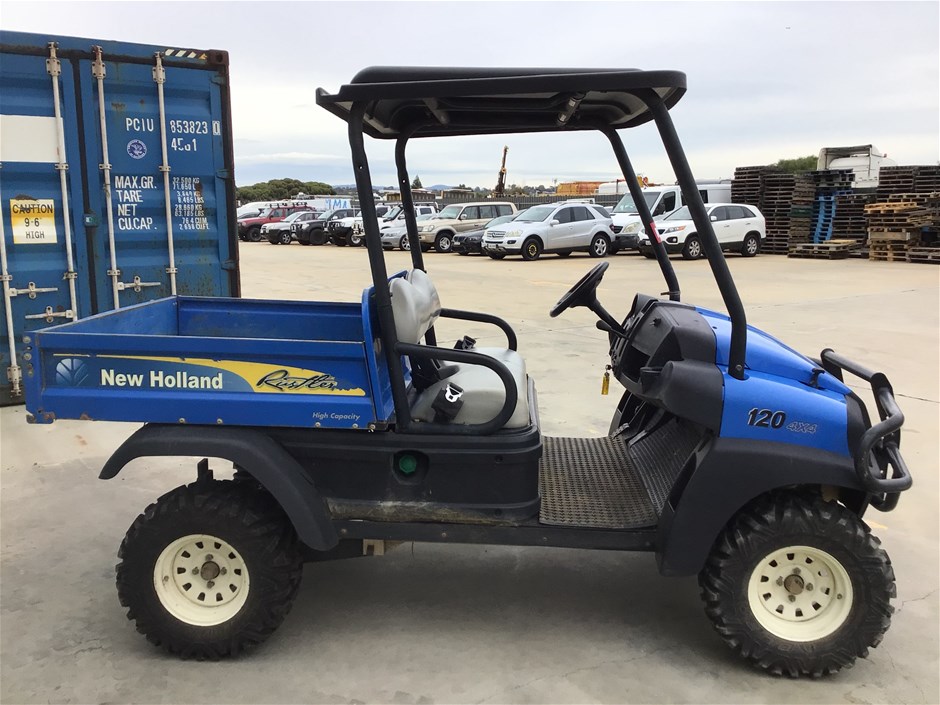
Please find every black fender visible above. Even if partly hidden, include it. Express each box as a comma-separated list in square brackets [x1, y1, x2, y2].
[656, 436, 866, 577]
[100, 424, 338, 551]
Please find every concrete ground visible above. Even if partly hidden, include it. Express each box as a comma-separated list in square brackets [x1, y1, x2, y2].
[2, 244, 938, 704]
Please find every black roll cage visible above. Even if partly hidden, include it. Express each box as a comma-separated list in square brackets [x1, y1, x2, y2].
[316, 67, 749, 432]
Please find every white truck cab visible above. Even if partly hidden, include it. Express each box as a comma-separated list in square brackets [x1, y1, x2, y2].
[609, 180, 731, 250]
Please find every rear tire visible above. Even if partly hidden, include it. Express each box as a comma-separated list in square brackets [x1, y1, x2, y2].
[699, 492, 895, 677]
[349, 231, 364, 247]
[278, 231, 292, 245]
[741, 233, 760, 257]
[681, 235, 703, 260]
[247, 227, 262, 243]
[400, 235, 410, 251]
[589, 233, 610, 258]
[521, 237, 542, 261]
[308, 229, 327, 246]
[116, 480, 303, 660]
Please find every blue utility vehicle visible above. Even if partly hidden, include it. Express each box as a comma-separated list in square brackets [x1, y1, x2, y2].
[23, 67, 910, 675]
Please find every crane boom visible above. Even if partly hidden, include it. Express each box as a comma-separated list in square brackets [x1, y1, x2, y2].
[494, 145, 508, 197]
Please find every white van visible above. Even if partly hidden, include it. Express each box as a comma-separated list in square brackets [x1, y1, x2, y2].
[609, 180, 732, 250]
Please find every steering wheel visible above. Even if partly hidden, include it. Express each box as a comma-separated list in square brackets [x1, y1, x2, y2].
[550, 261, 609, 318]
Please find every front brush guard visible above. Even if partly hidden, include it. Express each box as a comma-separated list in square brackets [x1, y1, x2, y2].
[820, 349, 912, 511]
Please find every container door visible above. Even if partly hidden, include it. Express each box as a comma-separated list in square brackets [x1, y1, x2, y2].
[0, 50, 88, 405]
[77, 49, 236, 311]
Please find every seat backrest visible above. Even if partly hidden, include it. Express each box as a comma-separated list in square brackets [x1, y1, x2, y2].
[389, 269, 441, 344]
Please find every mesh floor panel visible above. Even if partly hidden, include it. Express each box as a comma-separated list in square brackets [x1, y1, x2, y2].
[629, 421, 702, 514]
[539, 436, 657, 529]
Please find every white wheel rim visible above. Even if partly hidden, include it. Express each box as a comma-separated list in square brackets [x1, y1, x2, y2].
[594, 238, 606, 255]
[689, 240, 701, 257]
[747, 238, 758, 254]
[153, 534, 250, 627]
[401, 236, 410, 250]
[747, 545, 853, 642]
[439, 236, 450, 250]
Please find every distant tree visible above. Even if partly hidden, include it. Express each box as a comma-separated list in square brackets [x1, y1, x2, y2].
[771, 155, 818, 173]
[236, 178, 335, 202]
[412, 175, 423, 189]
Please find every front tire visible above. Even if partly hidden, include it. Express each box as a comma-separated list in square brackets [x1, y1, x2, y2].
[589, 233, 610, 258]
[699, 492, 895, 677]
[486, 252, 505, 260]
[681, 235, 703, 260]
[435, 232, 454, 253]
[247, 226, 262, 243]
[521, 237, 542, 261]
[278, 231, 292, 245]
[400, 235, 410, 251]
[116, 480, 303, 659]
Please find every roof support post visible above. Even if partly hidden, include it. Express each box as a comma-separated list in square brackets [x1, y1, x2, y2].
[641, 92, 748, 379]
[348, 103, 412, 428]
[394, 130, 437, 346]
[600, 127, 680, 302]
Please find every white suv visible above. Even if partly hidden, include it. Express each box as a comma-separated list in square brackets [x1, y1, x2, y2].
[637, 203, 766, 260]
[481, 202, 614, 260]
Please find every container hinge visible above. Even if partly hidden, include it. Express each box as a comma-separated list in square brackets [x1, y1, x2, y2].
[45, 43, 61, 77]
[221, 259, 237, 271]
[0, 273, 11, 284]
[63, 270, 78, 281]
[152, 55, 166, 85]
[91, 47, 107, 79]
[24, 306, 74, 322]
[216, 169, 231, 179]
[165, 266, 178, 275]
[54, 162, 68, 172]
[211, 74, 228, 86]
[99, 162, 112, 171]
[159, 164, 171, 173]
[9, 282, 58, 299]
[117, 276, 161, 293]
[6, 363, 23, 395]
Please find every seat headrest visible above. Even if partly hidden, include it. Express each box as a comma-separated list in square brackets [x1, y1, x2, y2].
[389, 269, 441, 344]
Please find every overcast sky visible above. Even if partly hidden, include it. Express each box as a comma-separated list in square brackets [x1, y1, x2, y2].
[4, 1, 938, 188]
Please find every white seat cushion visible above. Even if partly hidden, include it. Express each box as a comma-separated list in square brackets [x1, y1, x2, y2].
[410, 347, 529, 428]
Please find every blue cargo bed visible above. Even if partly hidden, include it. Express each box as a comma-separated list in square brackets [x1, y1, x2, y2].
[23, 295, 393, 429]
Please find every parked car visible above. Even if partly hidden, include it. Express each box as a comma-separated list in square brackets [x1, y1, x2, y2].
[417, 202, 517, 253]
[637, 203, 765, 260]
[293, 208, 358, 245]
[328, 204, 394, 246]
[481, 201, 614, 260]
[238, 204, 311, 242]
[264, 210, 323, 245]
[380, 214, 435, 251]
[379, 204, 438, 231]
[452, 214, 519, 255]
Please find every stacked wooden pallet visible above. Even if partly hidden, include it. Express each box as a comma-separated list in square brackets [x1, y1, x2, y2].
[788, 239, 861, 260]
[730, 166, 781, 209]
[865, 199, 932, 262]
[831, 193, 873, 245]
[761, 173, 814, 255]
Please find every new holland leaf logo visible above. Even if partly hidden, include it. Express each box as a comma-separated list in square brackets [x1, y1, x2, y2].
[56, 358, 89, 386]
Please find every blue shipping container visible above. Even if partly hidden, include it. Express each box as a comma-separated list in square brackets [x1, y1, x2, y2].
[0, 30, 240, 404]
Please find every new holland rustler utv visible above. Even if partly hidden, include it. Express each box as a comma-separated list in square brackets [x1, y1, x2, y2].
[23, 67, 912, 676]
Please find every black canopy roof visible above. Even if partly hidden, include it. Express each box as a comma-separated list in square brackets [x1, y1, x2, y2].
[316, 67, 686, 139]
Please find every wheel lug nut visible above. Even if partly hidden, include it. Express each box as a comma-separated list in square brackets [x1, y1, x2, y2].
[192, 568, 199, 575]
[220, 568, 227, 575]
[792, 567, 801, 575]
[837, 594, 843, 600]
[207, 580, 215, 589]
[206, 554, 213, 561]
[806, 583, 813, 591]
[788, 595, 796, 603]
[776, 577, 784, 586]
